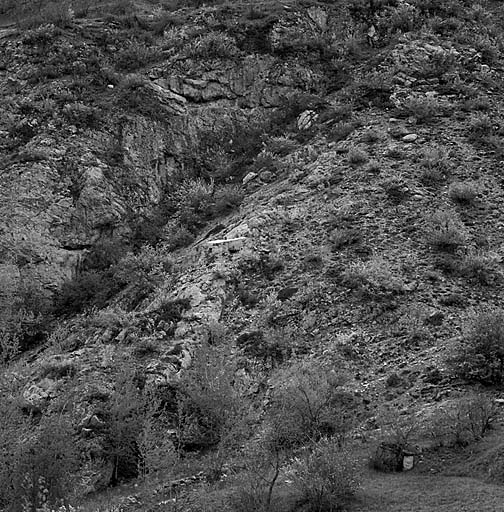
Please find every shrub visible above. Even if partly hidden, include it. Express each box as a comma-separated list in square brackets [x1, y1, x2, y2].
[229, 435, 286, 512]
[98, 370, 146, 485]
[185, 32, 240, 60]
[176, 342, 248, 452]
[267, 361, 357, 449]
[369, 410, 418, 472]
[236, 330, 292, 367]
[292, 439, 360, 512]
[39, 358, 76, 380]
[347, 147, 368, 165]
[115, 43, 162, 71]
[461, 249, 500, 285]
[428, 395, 498, 447]
[342, 257, 404, 298]
[6, 419, 78, 511]
[353, 71, 393, 108]
[137, 396, 177, 479]
[176, 178, 214, 231]
[62, 102, 101, 129]
[112, 245, 174, 290]
[449, 309, 504, 384]
[419, 147, 449, 185]
[264, 136, 299, 157]
[461, 96, 491, 112]
[362, 129, 383, 144]
[55, 270, 116, 314]
[380, 175, 409, 204]
[212, 185, 244, 215]
[468, 113, 494, 143]
[425, 210, 467, 253]
[399, 96, 441, 123]
[448, 181, 478, 204]
[330, 228, 361, 250]
[414, 0, 471, 18]
[165, 224, 195, 251]
[327, 122, 357, 143]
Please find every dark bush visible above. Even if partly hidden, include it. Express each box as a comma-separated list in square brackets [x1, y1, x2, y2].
[6, 420, 78, 512]
[55, 270, 116, 314]
[115, 43, 162, 71]
[450, 309, 504, 384]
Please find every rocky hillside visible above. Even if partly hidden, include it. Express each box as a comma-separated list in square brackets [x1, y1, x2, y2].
[3, 0, 504, 511]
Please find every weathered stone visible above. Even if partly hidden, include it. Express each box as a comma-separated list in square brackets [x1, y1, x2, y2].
[402, 133, 418, 142]
[297, 110, 318, 130]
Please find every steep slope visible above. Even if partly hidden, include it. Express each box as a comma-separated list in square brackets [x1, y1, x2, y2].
[3, 0, 504, 510]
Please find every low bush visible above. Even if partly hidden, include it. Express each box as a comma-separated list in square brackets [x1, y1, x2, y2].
[212, 185, 244, 216]
[347, 147, 369, 165]
[236, 330, 292, 367]
[267, 361, 358, 449]
[362, 129, 383, 144]
[380, 175, 409, 204]
[448, 181, 478, 204]
[425, 210, 467, 253]
[330, 228, 361, 250]
[292, 439, 360, 512]
[55, 270, 115, 314]
[62, 102, 101, 129]
[428, 395, 498, 447]
[468, 113, 494, 143]
[115, 43, 162, 71]
[175, 342, 248, 452]
[327, 122, 358, 143]
[399, 96, 442, 123]
[342, 257, 404, 298]
[461, 249, 500, 285]
[184, 32, 241, 60]
[419, 147, 449, 185]
[449, 309, 504, 385]
[0, 416, 78, 512]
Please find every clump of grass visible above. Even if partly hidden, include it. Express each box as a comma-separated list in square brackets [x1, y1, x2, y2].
[461, 249, 500, 285]
[115, 43, 162, 71]
[347, 147, 369, 165]
[419, 147, 449, 185]
[342, 256, 404, 297]
[380, 176, 409, 204]
[426, 210, 467, 253]
[461, 96, 491, 112]
[184, 32, 240, 60]
[399, 97, 442, 123]
[328, 122, 357, 143]
[448, 181, 478, 205]
[362, 129, 383, 144]
[468, 113, 493, 143]
[330, 228, 361, 250]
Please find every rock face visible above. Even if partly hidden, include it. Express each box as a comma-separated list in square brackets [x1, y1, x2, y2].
[0, 5, 338, 298]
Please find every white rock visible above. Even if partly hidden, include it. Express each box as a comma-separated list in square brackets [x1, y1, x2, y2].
[297, 110, 318, 130]
[402, 134, 418, 142]
[242, 172, 258, 185]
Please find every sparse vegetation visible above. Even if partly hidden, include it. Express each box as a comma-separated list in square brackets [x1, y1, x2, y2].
[428, 395, 499, 447]
[343, 257, 404, 298]
[347, 147, 369, 165]
[426, 210, 468, 253]
[448, 181, 478, 204]
[5, 1, 504, 510]
[461, 248, 500, 285]
[399, 96, 443, 123]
